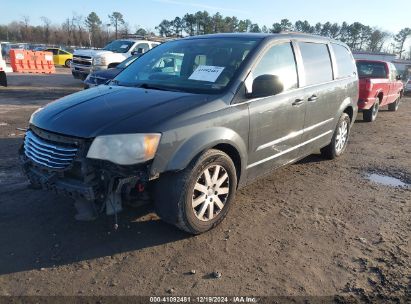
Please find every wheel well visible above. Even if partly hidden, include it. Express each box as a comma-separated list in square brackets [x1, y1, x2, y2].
[212, 143, 242, 183]
[377, 92, 384, 103]
[343, 106, 353, 122]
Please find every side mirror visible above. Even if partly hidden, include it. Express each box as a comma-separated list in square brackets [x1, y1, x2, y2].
[396, 75, 402, 81]
[250, 74, 284, 98]
[109, 62, 119, 68]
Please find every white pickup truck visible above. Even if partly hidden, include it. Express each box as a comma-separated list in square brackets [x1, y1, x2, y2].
[0, 44, 12, 87]
[71, 39, 160, 80]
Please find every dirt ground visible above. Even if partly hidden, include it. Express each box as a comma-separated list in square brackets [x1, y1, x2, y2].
[0, 71, 409, 302]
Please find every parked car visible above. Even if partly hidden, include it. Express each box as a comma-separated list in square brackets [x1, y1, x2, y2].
[356, 60, 404, 122]
[41, 47, 73, 68]
[71, 39, 160, 80]
[83, 55, 140, 89]
[20, 33, 358, 234]
[405, 77, 411, 95]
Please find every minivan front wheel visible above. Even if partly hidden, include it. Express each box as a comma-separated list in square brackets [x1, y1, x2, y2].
[320, 113, 350, 159]
[154, 149, 237, 234]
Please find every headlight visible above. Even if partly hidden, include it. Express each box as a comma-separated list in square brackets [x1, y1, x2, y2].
[93, 57, 107, 66]
[29, 107, 43, 124]
[87, 133, 161, 165]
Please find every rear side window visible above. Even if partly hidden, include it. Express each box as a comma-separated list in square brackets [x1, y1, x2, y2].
[253, 43, 298, 91]
[332, 44, 355, 79]
[356, 61, 387, 78]
[299, 42, 333, 86]
[46, 49, 58, 55]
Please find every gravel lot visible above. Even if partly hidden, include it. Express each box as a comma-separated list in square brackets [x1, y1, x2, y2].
[0, 71, 409, 302]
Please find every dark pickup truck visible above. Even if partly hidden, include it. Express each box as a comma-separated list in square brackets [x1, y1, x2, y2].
[356, 60, 403, 122]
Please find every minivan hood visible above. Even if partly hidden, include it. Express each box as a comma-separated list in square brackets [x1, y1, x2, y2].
[32, 86, 207, 138]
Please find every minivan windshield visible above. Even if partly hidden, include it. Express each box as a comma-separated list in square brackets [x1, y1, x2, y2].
[103, 40, 134, 53]
[113, 38, 261, 94]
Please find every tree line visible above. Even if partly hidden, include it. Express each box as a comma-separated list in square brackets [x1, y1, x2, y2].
[0, 11, 410, 59]
[157, 12, 411, 59]
[0, 12, 153, 49]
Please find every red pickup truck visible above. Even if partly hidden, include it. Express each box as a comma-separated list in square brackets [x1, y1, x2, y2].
[356, 60, 404, 122]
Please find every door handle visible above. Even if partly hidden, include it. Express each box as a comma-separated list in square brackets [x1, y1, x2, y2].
[308, 95, 318, 102]
[292, 98, 305, 106]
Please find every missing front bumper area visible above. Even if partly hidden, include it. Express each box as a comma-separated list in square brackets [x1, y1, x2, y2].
[20, 145, 152, 223]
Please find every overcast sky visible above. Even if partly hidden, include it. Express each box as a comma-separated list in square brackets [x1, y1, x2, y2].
[1, 0, 410, 34]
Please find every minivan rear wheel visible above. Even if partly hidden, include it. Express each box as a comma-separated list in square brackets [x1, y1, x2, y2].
[363, 98, 379, 122]
[154, 149, 237, 234]
[320, 113, 350, 159]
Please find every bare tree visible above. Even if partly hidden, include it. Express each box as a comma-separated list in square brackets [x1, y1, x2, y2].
[21, 15, 31, 41]
[40, 16, 51, 43]
[72, 14, 85, 46]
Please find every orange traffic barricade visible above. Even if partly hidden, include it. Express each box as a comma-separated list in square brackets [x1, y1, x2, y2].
[9, 49, 26, 73]
[9, 49, 55, 74]
[43, 51, 55, 74]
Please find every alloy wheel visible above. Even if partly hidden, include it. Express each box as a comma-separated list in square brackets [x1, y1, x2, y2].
[192, 165, 230, 222]
[335, 120, 348, 154]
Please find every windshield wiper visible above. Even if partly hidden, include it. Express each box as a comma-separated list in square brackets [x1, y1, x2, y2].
[137, 83, 186, 92]
[109, 79, 130, 87]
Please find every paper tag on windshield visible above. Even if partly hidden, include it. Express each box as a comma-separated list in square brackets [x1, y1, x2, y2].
[189, 65, 225, 82]
[120, 44, 129, 49]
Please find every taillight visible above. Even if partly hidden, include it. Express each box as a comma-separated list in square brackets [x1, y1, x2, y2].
[365, 79, 373, 92]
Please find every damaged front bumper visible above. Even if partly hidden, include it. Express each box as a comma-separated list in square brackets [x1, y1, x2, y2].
[20, 127, 152, 219]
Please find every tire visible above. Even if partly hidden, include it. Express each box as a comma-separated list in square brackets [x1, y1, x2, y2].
[388, 97, 400, 112]
[154, 149, 238, 234]
[65, 59, 72, 68]
[0, 71, 7, 87]
[363, 98, 379, 122]
[320, 113, 351, 160]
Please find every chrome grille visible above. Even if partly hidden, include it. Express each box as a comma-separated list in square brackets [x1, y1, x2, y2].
[24, 131, 78, 169]
[73, 55, 92, 67]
